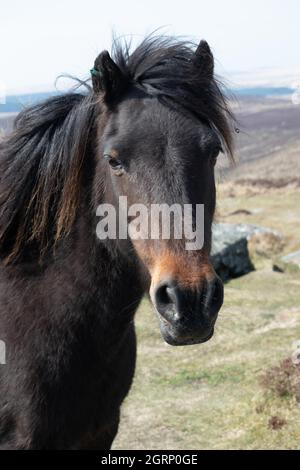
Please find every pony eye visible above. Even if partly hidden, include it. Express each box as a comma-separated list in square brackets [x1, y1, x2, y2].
[104, 155, 124, 175]
[109, 158, 122, 169]
[211, 145, 223, 165]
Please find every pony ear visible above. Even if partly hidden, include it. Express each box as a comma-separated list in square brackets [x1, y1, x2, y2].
[193, 40, 214, 80]
[91, 50, 127, 102]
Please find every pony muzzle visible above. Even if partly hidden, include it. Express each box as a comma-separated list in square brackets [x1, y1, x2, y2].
[150, 268, 224, 346]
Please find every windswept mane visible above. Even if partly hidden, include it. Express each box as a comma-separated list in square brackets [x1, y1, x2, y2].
[0, 34, 234, 265]
[0, 93, 98, 264]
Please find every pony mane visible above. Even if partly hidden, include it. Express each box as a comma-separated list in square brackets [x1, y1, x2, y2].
[0, 93, 98, 264]
[111, 35, 235, 157]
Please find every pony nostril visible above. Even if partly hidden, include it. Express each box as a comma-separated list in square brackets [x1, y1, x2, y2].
[214, 279, 224, 306]
[214, 279, 224, 303]
[155, 285, 169, 306]
[155, 283, 176, 308]
[154, 282, 182, 323]
[204, 278, 224, 317]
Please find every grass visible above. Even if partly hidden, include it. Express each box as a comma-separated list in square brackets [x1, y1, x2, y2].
[113, 186, 300, 450]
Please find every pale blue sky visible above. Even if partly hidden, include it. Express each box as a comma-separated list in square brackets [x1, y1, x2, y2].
[1, 0, 299, 93]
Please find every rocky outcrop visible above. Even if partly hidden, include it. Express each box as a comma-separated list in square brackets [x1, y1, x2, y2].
[211, 223, 284, 281]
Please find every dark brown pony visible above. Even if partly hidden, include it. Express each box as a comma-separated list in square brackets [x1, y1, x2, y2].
[0, 36, 234, 449]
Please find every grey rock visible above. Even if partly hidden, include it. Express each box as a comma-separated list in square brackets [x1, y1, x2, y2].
[211, 223, 283, 281]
